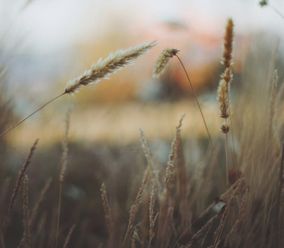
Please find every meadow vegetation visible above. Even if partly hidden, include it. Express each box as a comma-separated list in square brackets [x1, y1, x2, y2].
[0, 2, 284, 248]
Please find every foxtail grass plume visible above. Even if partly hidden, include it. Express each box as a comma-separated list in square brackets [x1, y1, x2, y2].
[152, 48, 179, 78]
[217, 78, 229, 119]
[217, 68, 232, 120]
[222, 18, 234, 68]
[65, 41, 157, 94]
[217, 18, 234, 133]
[217, 19, 234, 187]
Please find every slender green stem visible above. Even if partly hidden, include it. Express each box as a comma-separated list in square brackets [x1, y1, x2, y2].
[0, 92, 66, 138]
[175, 55, 213, 146]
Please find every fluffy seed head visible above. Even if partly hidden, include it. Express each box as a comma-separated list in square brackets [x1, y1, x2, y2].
[217, 78, 230, 119]
[222, 67, 233, 84]
[153, 48, 179, 78]
[222, 18, 234, 68]
[65, 41, 156, 94]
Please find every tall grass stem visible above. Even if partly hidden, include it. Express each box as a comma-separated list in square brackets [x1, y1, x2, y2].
[175, 54, 212, 146]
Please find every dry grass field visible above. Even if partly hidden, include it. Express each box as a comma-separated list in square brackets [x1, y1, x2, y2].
[0, 1, 284, 248]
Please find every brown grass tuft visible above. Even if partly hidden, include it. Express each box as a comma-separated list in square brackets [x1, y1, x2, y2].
[100, 183, 114, 243]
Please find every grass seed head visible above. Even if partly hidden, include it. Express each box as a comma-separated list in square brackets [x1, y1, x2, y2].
[217, 78, 230, 119]
[65, 41, 156, 94]
[153, 48, 179, 78]
[222, 18, 234, 68]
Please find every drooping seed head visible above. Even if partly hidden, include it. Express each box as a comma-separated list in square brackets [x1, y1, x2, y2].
[222, 18, 234, 68]
[65, 41, 157, 94]
[153, 48, 179, 78]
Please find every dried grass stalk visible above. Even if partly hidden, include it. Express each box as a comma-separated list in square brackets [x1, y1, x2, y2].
[139, 129, 161, 199]
[123, 167, 151, 245]
[156, 116, 188, 246]
[268, 70, 278, 137]
[148, 179, 156, 248]
[174, 115, 187, 198]
[59, 111, 70, 183]
[152, 48, 179, 78]
[188, 214, 220, 248]
[139, 129, 154, 169]
[35, 214, 47, 248]
[153, 48, 213, 144]
[29, 178, 52, 227]
[62, 224, 76, 248]
[9, 139, 39, 213]
[224, 187, 248, 246]
[274, 143, 284, 247]
[165, 115, 187, 198]
[100, 183, 114, 239]
[65, 41, 156, 94]
[165, 152, 176, 198]
[20, 175, 31, 248]
[176, 56, 213, 145]
[55, 112, 71, 248]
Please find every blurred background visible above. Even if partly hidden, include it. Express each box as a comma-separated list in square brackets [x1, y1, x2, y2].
[0, 0, 283, 149]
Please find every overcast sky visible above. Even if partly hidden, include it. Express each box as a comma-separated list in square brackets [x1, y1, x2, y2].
[1, 0, 284, 53]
